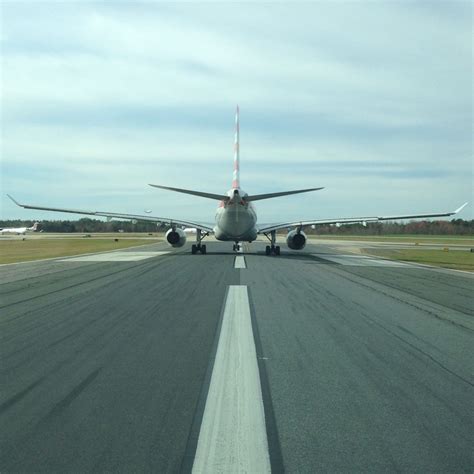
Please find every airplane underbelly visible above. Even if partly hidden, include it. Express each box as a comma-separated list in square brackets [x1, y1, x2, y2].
[214, 206, 257, 241]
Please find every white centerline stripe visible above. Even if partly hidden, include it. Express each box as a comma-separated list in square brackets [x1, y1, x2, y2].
[192, 286, 271, 474]
[234, 256, 246, 269]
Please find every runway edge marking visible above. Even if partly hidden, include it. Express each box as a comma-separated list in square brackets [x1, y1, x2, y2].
[192, 285, 271, 473]
[60, 251, 169, 262]
[0, 242, 169, 267]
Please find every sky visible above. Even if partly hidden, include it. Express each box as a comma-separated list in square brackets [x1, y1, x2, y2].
[1, 0, 472, 223]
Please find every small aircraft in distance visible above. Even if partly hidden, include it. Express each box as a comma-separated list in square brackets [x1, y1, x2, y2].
[8, 107, 468, 255]
[0, 222, 39, 235]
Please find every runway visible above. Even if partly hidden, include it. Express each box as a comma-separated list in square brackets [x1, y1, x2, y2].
[1, 240, 472, 472]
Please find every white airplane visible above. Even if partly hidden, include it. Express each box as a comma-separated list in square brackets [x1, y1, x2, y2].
[0, 222, 39, 235]
[7, 107, 468, 255]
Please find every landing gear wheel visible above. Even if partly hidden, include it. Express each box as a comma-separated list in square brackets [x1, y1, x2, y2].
[201, 245, 207, 254]
[191, 244, 197, 254]
[265, 245, 280, 256]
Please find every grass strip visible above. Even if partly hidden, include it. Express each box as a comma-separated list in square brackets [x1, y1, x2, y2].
[312, 235, 474, 246]
[0, 238, 162, 264]
[364, 248, 474, 271]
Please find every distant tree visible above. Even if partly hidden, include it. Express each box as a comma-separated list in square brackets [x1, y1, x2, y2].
[1, 218, 473, 235]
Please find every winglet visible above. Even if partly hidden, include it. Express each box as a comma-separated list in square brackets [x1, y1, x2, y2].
[453, 202, 468, 214]
[7, 194, 22, 207]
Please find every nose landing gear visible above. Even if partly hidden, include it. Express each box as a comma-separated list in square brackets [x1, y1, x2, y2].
[233, 242, 241, 252]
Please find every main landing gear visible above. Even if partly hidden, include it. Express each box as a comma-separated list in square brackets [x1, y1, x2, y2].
[191, 229, 208, 254]
[264, 230, 281, 256]
[265, 245, 280, 256]
[191, 244, 206, 254]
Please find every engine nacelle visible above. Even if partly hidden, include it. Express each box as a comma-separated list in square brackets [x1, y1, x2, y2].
[286, 230, 307, 250]
[165, 228, 187, 248]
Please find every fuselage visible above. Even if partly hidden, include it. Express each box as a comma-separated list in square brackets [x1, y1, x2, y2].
[214, 188, 258, 242]
[1, 227, 28, 235]
[0, 223, 38, 235]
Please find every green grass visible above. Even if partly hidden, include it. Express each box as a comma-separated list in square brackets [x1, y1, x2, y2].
[311, 234, 474, 246]
[364, 248, 474, 271]
[0, 238, 161, 264]
[30, 232, 164, 238]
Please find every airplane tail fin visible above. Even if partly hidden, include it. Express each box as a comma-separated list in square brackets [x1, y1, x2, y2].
[232, 105, 240, 189]
[29, 222, 39, 231]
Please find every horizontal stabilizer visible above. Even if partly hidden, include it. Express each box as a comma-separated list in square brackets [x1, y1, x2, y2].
[246, 187, 324, 202]
[149, 184, 228, 201]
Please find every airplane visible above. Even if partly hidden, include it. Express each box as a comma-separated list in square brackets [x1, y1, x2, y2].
[7, 106, 468, 255]
[0, 222, 39, 235]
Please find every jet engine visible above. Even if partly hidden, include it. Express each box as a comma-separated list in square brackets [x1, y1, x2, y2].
[286, 229, 307, 250]
[165, 228, 187, 247]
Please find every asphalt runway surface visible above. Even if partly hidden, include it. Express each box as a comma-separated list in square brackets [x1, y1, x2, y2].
[1, 240, 473, 473]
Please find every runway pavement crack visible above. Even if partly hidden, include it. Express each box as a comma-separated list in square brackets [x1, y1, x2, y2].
[0, 377, 45, 415]
[327, 266, 474, 331]
[351, 304, 474, 388]
[40, 368, 102, 422]
[0, 257, 168, 314]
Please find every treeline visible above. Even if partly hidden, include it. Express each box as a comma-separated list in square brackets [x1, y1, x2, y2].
[305, 219, 474, 236]
[1, 218, 473, 235]
[0, 218, 165, 233]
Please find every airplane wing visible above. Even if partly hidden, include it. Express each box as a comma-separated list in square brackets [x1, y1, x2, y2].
[7, 195, 214, 233]
[258, 202, 468, 234]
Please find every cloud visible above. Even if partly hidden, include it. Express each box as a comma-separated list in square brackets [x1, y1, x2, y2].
[1, 1, 472, 221]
